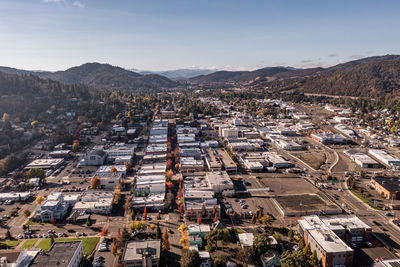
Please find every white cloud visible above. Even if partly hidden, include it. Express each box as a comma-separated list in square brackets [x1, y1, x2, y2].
[42, 0, 61, 3]
[72, 1, 84, 8]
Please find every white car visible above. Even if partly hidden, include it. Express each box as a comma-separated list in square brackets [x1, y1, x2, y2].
[18, 234, 23, 239]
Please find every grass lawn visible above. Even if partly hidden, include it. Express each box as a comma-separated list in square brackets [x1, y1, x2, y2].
[234, 228, 245, 234]
[0, 240, 21, 248]
[21, 239, 38, 249]
[351, 189, 382, 210]
[36, 237, 100, 255]
[25, 220, 51, 226]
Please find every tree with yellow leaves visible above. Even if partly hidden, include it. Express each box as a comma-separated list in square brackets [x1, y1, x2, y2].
[35, 195, 45, 205]
[166, 169, 173, 180]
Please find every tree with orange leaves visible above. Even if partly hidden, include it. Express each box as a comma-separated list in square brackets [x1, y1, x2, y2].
[162, 228, 170, 251]
[190, 208, 194, 220]
[212, 205, 217, 217]
[110, 166, 118, 173]
[143, 207, 147, 220]
[213, 212, 218, 223]
[117, 228, 121, 240]
[197, 215, 202, 224]
[90, 177, 100, 189]
[166, 181, 174, 190]
[112, 238, 118, 256]
[178, 203, 184, 214]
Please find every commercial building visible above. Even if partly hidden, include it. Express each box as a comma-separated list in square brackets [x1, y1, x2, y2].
[344, 150, 380, 168]
[72, 191, 113, 214]
[371, 177, 400, 200]
[239, 152, 269, 171]
[274, 139, 304, 151]
[220, 127, 238, 139]
[214, 148, 237, 173]
[35, 193, 68, 222]
[204, 148, 223, 171]
[180, 157, 204, 172]
[29, 241, 83, 267]
[49, 150, 71, 159]
[310, 132, 347, 145]
[334, 124, 357, 138]
[138, 163, 166, 176]
[205, 171, 234, 196]
[369, 149, 400, 167]
[264, 152, 291, 168]
[188, 224, 211, 246]
[121, 240, 160, 267]
[105, 146, 135, 162]
[146, 144, 168, 155]
[25, 158, 64, 170]
[80, 149, 107, 166]
[0, 192, 31, 202]
[135, 175, 166, 196]
[184, 190, 220, 219]
[298, 215, 354, 267]
[238, 233, 254, 248]
[94, 172, 123, 190]
[161, 110, 175, 119]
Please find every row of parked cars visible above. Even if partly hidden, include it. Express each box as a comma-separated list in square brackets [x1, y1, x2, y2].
[98, 238, 110, 252]
[18, 230, 69, 239]
[93, 256, 104, 267]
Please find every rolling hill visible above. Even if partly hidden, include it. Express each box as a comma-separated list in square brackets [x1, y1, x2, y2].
[188, 67, 292, 84]
[0, 63, 177, 91]
[260, 55, 400, 98]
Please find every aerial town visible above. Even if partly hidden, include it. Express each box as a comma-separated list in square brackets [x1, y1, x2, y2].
[0, 87, 400, 267]
[1, 1, 400, 267]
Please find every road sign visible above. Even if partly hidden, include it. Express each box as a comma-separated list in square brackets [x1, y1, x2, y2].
[332, 180, 338, 184]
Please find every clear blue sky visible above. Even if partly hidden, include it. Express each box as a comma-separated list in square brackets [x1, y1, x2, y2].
[1, 0, 400, 71]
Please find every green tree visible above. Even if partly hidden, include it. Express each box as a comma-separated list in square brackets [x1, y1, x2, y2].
[280, 250, 296, 267]
[24, 210, 31, 218]
[26, 168, 46, 180]
[298, 237, 305, 250]
[251, 214, 257, 224]
[309, 252, 318, 266]
[201, 204, 207, 218]
[156, 223, 162, 239]
[5, 230, 11, 240]
[181, 249, 201, 267]
[288, 229, 294, 241]
[252, 233, 271, 255]
[86, 215, 92, 227]
[213, 256, 227, 267]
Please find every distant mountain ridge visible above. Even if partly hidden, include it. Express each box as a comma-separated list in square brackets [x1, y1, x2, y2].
[254, 55, 400, 98]
[188, 66, 293, 84]
[135, 68, 217, 80]
[0, 63, 177, 91]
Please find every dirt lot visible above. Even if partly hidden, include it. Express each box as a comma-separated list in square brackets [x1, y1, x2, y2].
[292, 150, 326, 170]
[275, 194, 339, 216]
[259, 177, 318, 195]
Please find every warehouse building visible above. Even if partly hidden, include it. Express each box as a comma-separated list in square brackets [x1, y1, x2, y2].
[369, 149, 400, 167]
[371, 176, 400, 200]
[344, 150, 380, 168]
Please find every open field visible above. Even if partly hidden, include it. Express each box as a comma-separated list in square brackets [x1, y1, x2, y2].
[293, 150, 326, 170]
[259, 177, 318, 195]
